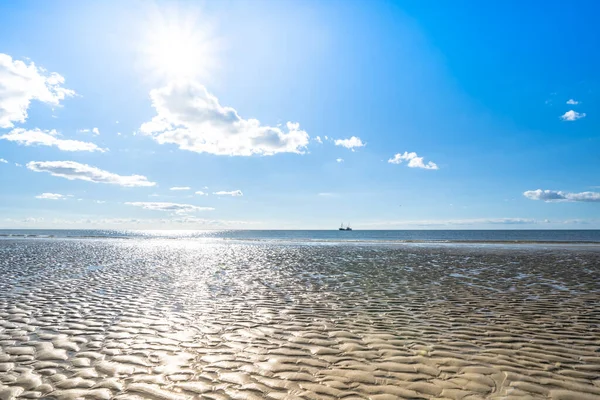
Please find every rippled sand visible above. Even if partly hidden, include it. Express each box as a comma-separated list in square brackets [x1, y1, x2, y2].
[1, 239, 599, 400]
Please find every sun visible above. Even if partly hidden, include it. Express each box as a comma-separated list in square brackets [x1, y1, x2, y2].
[140, 7, 219, 82]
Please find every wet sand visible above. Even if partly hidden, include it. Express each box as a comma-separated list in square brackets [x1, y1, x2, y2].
[1, 239, 599, 399]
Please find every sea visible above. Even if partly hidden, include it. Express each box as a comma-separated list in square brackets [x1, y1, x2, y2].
[1, 228, 600, 244]
[1, 229, 599, 398]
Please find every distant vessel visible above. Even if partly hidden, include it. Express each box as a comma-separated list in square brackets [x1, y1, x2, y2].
[339, 223, 352, 231]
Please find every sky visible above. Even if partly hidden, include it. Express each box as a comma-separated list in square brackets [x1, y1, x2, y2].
[0, 0, 599, 229]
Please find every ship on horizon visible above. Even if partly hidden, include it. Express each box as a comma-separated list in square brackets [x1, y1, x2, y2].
[339, 223, 352, 231]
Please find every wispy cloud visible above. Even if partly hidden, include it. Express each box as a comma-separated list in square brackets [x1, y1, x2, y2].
[336, 158, 344, 163]
[388, 151, 439, 170]
[125, 202, 214, 214]
[524, 189, 600, 202]
[0, 53, 75, 128]
[27, 161, 156, 187]
[318, 192, 337, 197]
[139, 82, 309, 156]
[1, 128, 106, 152]
[560, 110, 586, 121]
[362, 218, 540, 227]
[169, 186, 190, 191]
[35, 193, 67, 200]
[195, 191, 208, 196]
[566, 99, 579, 105]
[334, 136, 365, 150]
[314, 136, 323, 144]
[0, 158, 7, 164]
[213, 190, 243, 197]
[92, 127, 100, 135]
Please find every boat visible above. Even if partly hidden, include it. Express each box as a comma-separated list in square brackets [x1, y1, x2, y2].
[339, 223, 352, 231]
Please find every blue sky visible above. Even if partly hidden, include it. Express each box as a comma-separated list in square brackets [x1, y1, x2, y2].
[0, 0, 598, 229]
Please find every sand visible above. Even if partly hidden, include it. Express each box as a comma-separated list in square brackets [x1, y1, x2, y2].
[0, 238, 599, 399]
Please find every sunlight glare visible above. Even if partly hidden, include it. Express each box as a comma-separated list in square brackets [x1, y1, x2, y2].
[141, 8, 219, 82]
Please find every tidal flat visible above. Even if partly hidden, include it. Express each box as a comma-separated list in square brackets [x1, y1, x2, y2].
[1, 238, 599, 399]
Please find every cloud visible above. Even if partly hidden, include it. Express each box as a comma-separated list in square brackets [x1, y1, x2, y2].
[35, 192, 66, 200]
[78, 129, 90, 133]
[139, 82, 309, 156]
[0, 53, 75, 128]
[334, 136, 365, 150]
[26, 161, 156, 187]
[195, 191, 208, 196]
[125, 202, 214, 214]
[560, 110, 586, 121]
[213, 190, 243, 197]
[318, 192, 336, 197]
[92, 127, 100, 135]
[1, 128, 106, 152]
[362, 218, 539, 227]
[0, 158, 7, 164]
[523, 189, 600, 202]
[388, 151, 439, 170]
[169, 186, 190, 191]
[315, 136, 323, 144]
[336, 158, 344, 163]
[566, 99, 579, 105]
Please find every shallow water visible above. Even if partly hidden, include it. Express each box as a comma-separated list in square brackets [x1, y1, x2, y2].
[1, 239, 599, 399]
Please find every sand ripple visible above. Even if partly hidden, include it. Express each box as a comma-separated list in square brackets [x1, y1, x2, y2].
[1, 239, 599, 399]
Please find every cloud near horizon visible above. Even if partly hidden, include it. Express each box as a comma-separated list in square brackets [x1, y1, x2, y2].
[388, 151, 439, 170]
[0, 53, 75, 128]
[125, 202, 214, 214]
[169, 186, 190, 191]
[523, 189, 600, 202]
[213, 190, 243, 197]
[1, 128, 106, 152]
[35, 192, 67, 200]
[139, 82, 309, 156]
[27, 161, 156, 187]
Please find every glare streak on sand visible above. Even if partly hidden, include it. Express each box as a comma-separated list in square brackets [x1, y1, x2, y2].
[0, 240, 599, 399]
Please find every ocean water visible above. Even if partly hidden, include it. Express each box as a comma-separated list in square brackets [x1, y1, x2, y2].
[1, 228, 600, 243]
[1, 235, 599, 399]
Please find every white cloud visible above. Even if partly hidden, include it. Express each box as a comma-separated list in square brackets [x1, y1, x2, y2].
[0, 158, 7, 163]
[1, 128, 106, 152]
[213, 190, 243, 197]
[388, 151, 439, 170]
[315, 136, 323, 144]
[560, 110, 586, 121]
[0, 53, 75, 128]
[26, 161, 156, 187]
[169, 186, 190, 191]
[523, 189, 600, 202]
[92, 127, 100, 135]
[35, 192, 66, 200]
[336, 158, 344, 163]
[195, 191, 208, 196]
[362, 218, 538, 227]
[78, 129, 90, 133]
[139, 82, 309, 156]
[15, 163, 22, 167]
[125, 202, 214, 214]
[318, 192, 336, 197]
[566, 99, 579, 105]
[334, 136, 365, 150]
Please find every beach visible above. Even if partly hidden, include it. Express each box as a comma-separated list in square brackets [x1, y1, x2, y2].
[1, 237, 599, 399]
